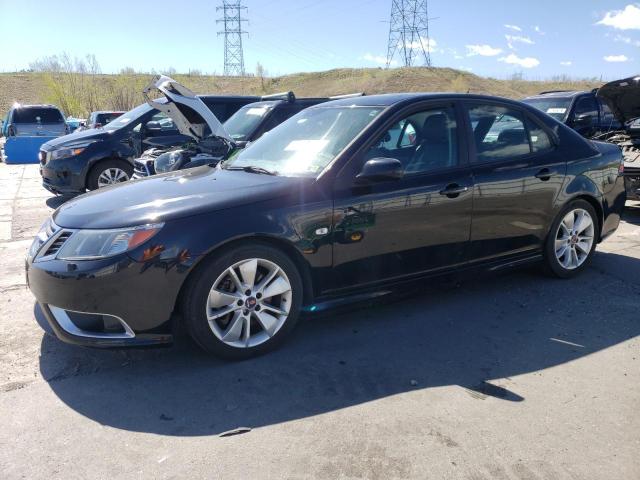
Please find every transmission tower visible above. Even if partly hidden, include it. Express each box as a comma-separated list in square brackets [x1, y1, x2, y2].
[385, 0, 432, 68]
[217, 0, 248, 76]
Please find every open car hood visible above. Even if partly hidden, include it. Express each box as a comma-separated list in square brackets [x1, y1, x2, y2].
[143, 75, 231, 142]
[596, 75, 640, 125]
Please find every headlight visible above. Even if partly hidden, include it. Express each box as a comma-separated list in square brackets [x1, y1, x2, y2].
[50, 140, 97, 161]
[56, 223, 164, 260]
[154, 150, 183, 173]
[28, 217, 55, 259]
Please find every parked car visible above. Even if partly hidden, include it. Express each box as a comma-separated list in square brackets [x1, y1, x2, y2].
[522, 89, 624, 139]
[38, 76, 261, 194]
[133, 92, 363, 178]
[594, 75, 640, 201]
[1, 104, 68, 164]
[79, 111, 125, 131]
[1, 104, 68, 138]
[65, 116, 87, 133]
[26, 93, 626, 358]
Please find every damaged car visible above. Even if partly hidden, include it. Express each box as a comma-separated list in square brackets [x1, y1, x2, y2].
[595, 75, 640, 201]
[132, 92, 364, 178]
[38, 77, 260, 194]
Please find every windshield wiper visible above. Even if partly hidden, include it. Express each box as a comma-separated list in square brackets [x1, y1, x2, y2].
[225, 165, 277, 176]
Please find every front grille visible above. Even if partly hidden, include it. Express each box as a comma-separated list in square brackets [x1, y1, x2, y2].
[133, 159, 152, 177]
[42, 231, 73, 257]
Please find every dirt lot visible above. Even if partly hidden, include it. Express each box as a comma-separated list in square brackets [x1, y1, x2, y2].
[0, 163, 638, 480]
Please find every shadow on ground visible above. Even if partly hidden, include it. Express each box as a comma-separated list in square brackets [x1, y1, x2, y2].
[38, 252, 640, 436]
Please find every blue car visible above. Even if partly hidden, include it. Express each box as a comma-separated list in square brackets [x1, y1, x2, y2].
[1, 104, 68, 164]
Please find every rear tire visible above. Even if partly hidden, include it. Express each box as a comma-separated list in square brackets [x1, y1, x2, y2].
[87, 159, 132, 190]
[182, 242, 303, 359]
[543, 199, 598, 278]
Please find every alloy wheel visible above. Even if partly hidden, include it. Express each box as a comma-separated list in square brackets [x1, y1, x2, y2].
[554, 208, 595, 270]
[97, 167, 130, 187]
[206, 258, 292, 348]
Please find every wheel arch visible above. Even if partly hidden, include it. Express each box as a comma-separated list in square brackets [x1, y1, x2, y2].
[566, 194, 604, 242]
[85, 157, 133, 189]
[173, 233, 315, 323]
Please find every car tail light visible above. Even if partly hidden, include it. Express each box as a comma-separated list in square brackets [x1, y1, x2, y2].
[619, 162, 624, 175]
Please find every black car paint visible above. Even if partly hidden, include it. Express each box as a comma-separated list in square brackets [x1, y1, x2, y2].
[26, 93, 626, 348]
[39, 96, 261, 195]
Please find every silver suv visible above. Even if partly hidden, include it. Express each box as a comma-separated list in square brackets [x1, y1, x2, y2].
[1, 104, 68, 138]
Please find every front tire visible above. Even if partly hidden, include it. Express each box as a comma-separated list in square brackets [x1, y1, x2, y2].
[87, 159, 132, 190]
[544, 199, 598, 278]
[182, 243, 303, 359]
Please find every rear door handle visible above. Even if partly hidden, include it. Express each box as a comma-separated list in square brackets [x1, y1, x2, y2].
[439, 184, 469, 198]
[535, 168, 554, 181]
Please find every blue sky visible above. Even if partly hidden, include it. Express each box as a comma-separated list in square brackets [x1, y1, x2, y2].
[0, 0, 638, 79]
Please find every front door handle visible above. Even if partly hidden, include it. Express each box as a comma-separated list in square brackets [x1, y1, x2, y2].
[439, 183, 469, 198]
[535, 168, 554, 181]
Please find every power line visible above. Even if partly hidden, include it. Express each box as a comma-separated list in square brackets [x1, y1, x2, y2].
[385, 0, 433, 68]
[217, 0, 248, 76]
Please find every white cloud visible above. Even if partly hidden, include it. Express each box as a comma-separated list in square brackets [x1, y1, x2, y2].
[604, 54, 629, 62]
[597, 4, 640, 30]
[505, 34, 535, 49]
[612, 33, 640, 46]
[560, 61, 572, 66]
[504, 24, 522, 31]
[533, 25, 546, 35]
[405, 37, 437, 53]
[363, 53, 396, 66]
[498, 53, 540, 68]
[466, 44, 503, 56]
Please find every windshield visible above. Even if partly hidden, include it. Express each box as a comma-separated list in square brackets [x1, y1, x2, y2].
[522, 97, 572, 122]
[95, 112, 124, 125]
[224, 105, 272, 141]
[224, 106, 382, 177]
[103, 103, 154, 131]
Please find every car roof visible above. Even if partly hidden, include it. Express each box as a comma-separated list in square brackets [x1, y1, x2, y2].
[92, 110, 125, 114]
[12, 104, 61, 109]
[240, 98, 331, 109]
[524, 90, 588, 100]
[311, 92, 531, 108]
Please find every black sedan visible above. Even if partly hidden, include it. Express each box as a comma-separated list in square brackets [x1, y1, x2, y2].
[26, 93, 626, 358]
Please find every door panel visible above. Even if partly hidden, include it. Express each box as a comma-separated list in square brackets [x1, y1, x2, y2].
[331, 171, 473, 290]
[329, 103, 473, 292]
[465, 102, 566, 262]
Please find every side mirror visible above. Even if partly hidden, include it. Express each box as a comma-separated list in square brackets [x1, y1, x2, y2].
[573, 113, 593, 127]
[145, 120, 162, 132]
[355, 157, 404, 184]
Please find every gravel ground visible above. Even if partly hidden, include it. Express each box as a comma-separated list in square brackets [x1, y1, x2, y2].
[0, 163, 638, 480]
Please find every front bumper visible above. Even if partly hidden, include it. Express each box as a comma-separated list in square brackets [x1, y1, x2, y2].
[26, 247, 187, 348]
[39, 151, 88, 195]
[36, 302, 172, 348]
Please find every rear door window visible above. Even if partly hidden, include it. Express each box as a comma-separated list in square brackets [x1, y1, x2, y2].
[12, 108, 64, 124]
[467, 103, 552, 162]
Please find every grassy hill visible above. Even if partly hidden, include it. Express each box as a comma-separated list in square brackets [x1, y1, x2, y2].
[0, 67, 601, 118]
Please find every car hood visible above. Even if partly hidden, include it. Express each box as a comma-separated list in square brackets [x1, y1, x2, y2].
[52, 167, 299, 229]
[143, 75, 231, 143]
[596, 75, 640, 125]
[41, 127, 108, 149]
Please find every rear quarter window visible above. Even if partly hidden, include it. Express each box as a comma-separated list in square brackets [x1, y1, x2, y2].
[12, 108, 64, 124]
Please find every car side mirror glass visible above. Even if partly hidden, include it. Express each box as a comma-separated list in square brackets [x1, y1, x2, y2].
[145, 121, 162, 131]
[574, 113, 593, 126]
[355, 157, 404, 185]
